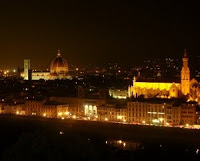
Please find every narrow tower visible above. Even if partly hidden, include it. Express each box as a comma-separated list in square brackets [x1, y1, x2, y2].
[17, 66, 21, 78]
[24, 59, 30, 80]
[181, 49, 190, 95]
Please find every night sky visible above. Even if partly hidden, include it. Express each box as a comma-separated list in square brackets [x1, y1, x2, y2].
[1, 1, 200, 69]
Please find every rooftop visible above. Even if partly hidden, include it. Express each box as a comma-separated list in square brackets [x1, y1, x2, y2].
[136, 77, 180, 83]
[127, 97, 195, 107]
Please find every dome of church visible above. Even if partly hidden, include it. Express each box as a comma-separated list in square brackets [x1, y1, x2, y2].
[50, 50, 69, 74]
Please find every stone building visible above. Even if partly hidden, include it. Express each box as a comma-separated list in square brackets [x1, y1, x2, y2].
[0, 104, 25, 115]
[98, 104, 127, 122]
[127, 100, 196, 126]
[24, 100, 68, 118]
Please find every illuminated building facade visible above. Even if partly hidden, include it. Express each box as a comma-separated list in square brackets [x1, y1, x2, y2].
[128, 50, 200, 104]
[109, 89, 128, 99]
[98, 104, 127, 122]
[0, 104, 25, 115]
[84, 105, 97, 118]
[57, 105, 69, 118]
[24, 59, 30, 80]
[49, 96, 106, 118]
[180, 103, 196, 125]
[24, 100, 68, 118]
[127, 101, 166, 125]
[127, 101, 196, 126]
[165, 105, 181, 125]
[31, 72, 51, 80]
[0, 98, 197, 126]
[128, 81, 180, 98]
[107, 107, 127, 122]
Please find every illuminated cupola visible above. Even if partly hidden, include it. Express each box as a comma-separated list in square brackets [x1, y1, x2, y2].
[50, 50, 69, 75]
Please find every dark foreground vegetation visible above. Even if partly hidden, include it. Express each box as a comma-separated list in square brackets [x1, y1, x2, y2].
[1, 115, 200, 161]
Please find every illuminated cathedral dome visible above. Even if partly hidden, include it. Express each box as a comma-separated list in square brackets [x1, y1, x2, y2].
[50, 50, 69, 75]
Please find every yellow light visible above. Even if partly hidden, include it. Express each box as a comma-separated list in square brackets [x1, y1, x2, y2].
[61, 117, 64, 120]
[105, 141, 108, 144]
[142, 120, 146, 124]
[133, 82, 180, 91]
[58, 112, 63, 116]
[166, 122, 169, 126]
[85, 105, 88, 108]
[105, 118, 108, 121]
[186, 123, 189, 127]
[43, 113, 46, 117]
[65, 111, 69, 115]
[112, 95, 127, 99]
[123, 142, 126, 147]
[117, 115, 123, 120]
[159, 118, 164, 122]
[118, 140, 122, 144]
[72, 115, 76, 119]
[152, 119, 160, 123]
[123, 119, 126, 122]
[16, 111, 19, 115]
[95, 115, 98, 118]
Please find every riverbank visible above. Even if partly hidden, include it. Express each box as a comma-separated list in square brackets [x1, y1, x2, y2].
[1, 115, 200, 161]
[1, 115, 200, 145]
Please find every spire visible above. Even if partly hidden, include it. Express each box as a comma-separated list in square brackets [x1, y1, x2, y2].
[184, 49, 187, 58]
[57, 50, 61, 57]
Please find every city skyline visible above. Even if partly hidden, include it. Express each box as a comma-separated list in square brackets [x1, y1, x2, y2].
[1, 2, 200, 160]
[0, 49, 197, 70]
[1, 1, 200, 68]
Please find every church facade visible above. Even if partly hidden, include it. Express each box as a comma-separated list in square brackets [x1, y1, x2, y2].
[128, 50, 200, 103]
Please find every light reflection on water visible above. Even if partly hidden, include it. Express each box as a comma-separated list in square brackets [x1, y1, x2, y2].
[105, 139, 200, 157]
[105, 139, 142, 151]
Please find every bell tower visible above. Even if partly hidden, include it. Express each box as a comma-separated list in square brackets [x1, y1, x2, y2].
[181, 49, 190, 95]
